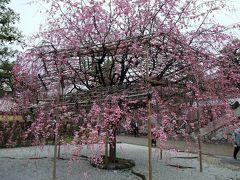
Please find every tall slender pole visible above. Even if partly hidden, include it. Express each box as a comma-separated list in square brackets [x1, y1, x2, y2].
[197, 100, 203, 172]
[53, 93, 60, 180]
[157, 104, 163, 160]
[194, 77, 203, 173]
[53, 67, 63, 180]
[147, 102, 152, 180]
[197, 134, 203, 172]
[145, 42, 152, 180]
[53, 120, 58, 180]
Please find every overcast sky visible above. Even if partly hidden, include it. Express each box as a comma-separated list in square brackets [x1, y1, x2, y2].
[9, 0, 48, 37]
[9, 0, 240, 42]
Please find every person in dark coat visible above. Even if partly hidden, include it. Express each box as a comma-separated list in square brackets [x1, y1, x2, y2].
[151, 125, 156, 147]
[233, 128, 240, 159]
[131, 121, 139, 137]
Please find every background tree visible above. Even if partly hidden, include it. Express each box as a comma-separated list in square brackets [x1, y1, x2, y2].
[220, 39, 240, 91]
[0, 60, 14, 96]
[0, 0, 22, 96]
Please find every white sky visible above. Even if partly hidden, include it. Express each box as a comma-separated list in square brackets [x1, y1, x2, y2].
[9, 0, 48, 38]
[9, 0, 240, 43]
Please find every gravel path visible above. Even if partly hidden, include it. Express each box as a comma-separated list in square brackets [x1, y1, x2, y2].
[0, 143, 239, 180]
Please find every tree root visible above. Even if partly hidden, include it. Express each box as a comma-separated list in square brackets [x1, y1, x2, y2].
[0, 156, 47, 160]
[131, 169, 146, 180]
[167, 164, 195, 169]
[170, 156, 198, 159]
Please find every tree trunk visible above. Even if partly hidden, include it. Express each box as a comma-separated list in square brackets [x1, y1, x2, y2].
[109, 129, 116, 163]
[57, 142, 61, 159]
[105, 133, 109, 166]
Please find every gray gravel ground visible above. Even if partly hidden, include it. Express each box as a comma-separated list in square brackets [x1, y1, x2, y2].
[0, 143, 239, 180]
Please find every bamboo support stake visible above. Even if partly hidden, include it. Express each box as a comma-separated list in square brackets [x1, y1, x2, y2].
[145, 42, 152, 180]
[196, 98, 203, 172]
[53, 120, 58, 180]
[53, 68, 63, 179]
[157, 104, 163, 160]
[147, 102, 152, 180]
[198, 134, 203, 172]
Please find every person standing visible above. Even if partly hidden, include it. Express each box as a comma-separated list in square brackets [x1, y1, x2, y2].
[151, 124, 156, 147]
[135, 121, 139, 137]
[233, 128, 240, 159]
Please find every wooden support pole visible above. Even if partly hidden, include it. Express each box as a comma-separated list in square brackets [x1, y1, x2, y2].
[147, 101, 152, 180]
[145, 41, 152, 180]
[198, 134, 203, 172]
[196, 99, 203, 172]
[53, 67, 63, 179]
[53, 121, 58, 180]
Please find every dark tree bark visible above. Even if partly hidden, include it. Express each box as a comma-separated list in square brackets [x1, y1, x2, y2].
[109, 128, 117, 163]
